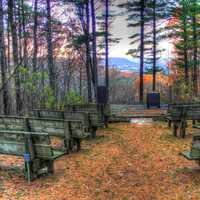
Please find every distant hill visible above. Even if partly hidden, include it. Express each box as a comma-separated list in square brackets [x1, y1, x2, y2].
[106, 57, 139, 72]
[101, 57, 168, 73]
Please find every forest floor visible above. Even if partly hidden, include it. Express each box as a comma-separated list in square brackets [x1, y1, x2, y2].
[0, 120, 200, 200]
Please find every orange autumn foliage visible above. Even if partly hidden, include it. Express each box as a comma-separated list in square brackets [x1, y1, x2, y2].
[120, 71, 136, 78]
[134, 73, 170, 90]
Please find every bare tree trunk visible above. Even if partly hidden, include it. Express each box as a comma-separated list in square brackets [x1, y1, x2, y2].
[7, 12, 11, 75]
[85, 1, 92, 102]
[21, 0, 27, 68]
[46, 0, 56, 98]
[90, 0, 98, 100]
[32, 0, 38, 107]
[105, 0, 109, 102]
[183, 3, 189, 83]
[8, 0, 22, 113]
[192, 1, 198, 96]
[17, 1, 23, 66]
[152, 0, 156, 91]
[0, 0, 10, 114]
[33, 0, 38, 73]
[79, 66, 82, 96]
[140, 0, 144, 103]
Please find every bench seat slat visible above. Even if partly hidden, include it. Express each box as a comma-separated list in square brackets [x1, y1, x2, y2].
[193, 125, 200, 129]
[181, 152, 200, 160]
[0, 130, 48, 136]
[47, 150, 65, 160]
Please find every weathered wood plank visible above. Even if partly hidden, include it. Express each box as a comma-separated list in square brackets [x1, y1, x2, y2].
[167, 104, 200, 138]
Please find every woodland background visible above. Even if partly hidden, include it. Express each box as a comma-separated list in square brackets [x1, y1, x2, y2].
[0, 0, 199, 114]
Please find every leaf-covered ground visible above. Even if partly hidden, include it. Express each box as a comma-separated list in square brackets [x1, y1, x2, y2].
[0, 121, 200, 200]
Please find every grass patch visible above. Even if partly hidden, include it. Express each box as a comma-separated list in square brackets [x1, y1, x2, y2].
[142, 153, 151, 160]
[175, 167, 194, 174]
[170, 167, 197, 183]
[0, 181, 4, 192]
[95, 178, 102, 187]
[81, 149, 91, 155]
[93, 135, 110, 144]
[159, 133, 189, 145]
[75, 160, 82, 168]
[16, 190, 26, 199]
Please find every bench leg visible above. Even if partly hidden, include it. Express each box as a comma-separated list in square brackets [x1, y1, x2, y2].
[76, 139, 81, 151]
[180, 120, 186, 138]
[69, 139, 75, 152]
[173, 122, 178, 137]
[168, 120, 171, 128]
[47, 160, 54, 174]
[69, 138, 81, 152]
[193, 120, 196, 125]
[104, 116, 109, 128]
[105, 122, 109, 129]
[90, 127, 97, 139]
[24, 159, 55, 181]
[64, 139, 70, 154]
[24, 161, 35, 182]
[24, 159, 42, 182]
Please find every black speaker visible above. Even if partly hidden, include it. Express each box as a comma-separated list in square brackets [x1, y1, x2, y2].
[97, 86, 107, 104]
[147, 92, 160, 109]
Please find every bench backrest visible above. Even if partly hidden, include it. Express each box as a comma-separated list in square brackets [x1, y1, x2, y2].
[28, 118, 67, 137]
[190, 135, 200, 158]
[168, 104, 200, 120]
[0, 116, 88, 139]
[64, 104, 110, 127]
[28, 117, 88, 138]
[0, 116, 25, 131]
[65, 104, 98, 112]
[0, 130, 53, 159]
[29, 109, 90, 128]
[29, 110, 64, 119]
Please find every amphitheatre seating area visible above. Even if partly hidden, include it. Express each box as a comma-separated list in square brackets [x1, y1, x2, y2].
[0, 104, 110, 181]
[30, 103, 110, 138]
[165, 103, 200, 163]
[64, 104, 111, 137]
[181, 134, 200, 161]
[1, 103, 200, 182]
[166, 103, 200, 138]
[0, 129, 65, 183]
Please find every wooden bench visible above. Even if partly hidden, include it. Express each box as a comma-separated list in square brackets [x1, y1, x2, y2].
[0, 129, 65, 182]
[29, 109, 91, 137]
[166, 104, 200, 138]
[65, 104, 111, 138]
[181, 134, 200, 162]
[0, 116, 89, 152]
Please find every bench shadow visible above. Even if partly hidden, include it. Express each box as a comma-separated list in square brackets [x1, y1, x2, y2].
[173, 166, 200, 185]
[160, 132, 193, 142]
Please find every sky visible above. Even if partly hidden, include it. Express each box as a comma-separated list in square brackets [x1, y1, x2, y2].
[109, 3, 133, 60]
[109, 14, 133, 59]
[109, 2, 173, 61]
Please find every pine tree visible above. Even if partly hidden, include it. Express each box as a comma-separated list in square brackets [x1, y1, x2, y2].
[142, 0, 168, 91]
[167, 0, 200, 96]
[119, 0, 147, 103]
[190, 0, 200, 95]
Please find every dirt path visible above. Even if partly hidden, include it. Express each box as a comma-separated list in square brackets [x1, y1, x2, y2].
[0, 122, 200, 200]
